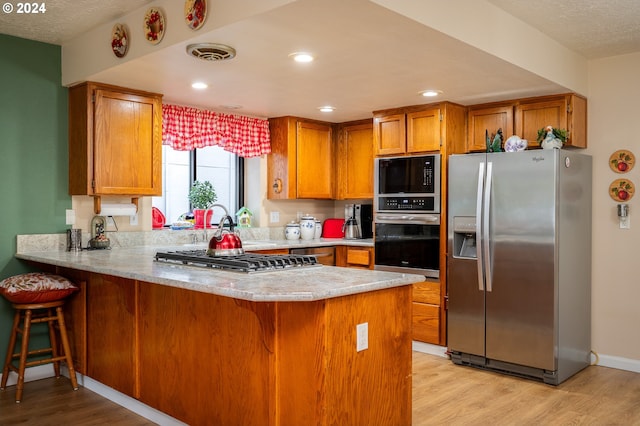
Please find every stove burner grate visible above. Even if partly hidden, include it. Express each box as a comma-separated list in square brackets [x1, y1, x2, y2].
[154, 250, 319, 273]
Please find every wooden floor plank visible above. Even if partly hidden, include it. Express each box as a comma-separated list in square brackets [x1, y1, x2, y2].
[2, 352, 639, 425]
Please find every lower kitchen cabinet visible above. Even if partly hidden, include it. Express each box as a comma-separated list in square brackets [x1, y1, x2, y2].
[412, 280, 442, 345]
[86, 273, 138, 397]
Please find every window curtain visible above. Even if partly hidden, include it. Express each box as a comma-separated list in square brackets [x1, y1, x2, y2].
[162, 104, 271, 157]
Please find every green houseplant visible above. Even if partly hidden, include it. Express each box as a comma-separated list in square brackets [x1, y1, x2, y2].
[188, 180, 217, 228]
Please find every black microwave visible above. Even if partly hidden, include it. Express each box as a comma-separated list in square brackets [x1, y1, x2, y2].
[374, 154, 441, 213]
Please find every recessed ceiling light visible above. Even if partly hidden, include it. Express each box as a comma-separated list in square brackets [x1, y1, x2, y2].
[289, 52, 314, 63]
[220, 104, 243, 110]
[318, 106, 335, 112]
[419, 89, 442, 97]
[192, 82, 208, 90]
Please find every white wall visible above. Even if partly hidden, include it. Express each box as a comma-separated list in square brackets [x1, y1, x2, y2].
[586, 52, 640, 362]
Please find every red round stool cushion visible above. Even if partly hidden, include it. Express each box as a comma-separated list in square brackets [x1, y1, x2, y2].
[0, 272, 78, 303]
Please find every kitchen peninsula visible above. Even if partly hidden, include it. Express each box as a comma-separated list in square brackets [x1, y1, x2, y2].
[15, 243, 422, 426]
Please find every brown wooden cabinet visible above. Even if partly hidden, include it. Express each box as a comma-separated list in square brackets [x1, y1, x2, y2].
[373, 103, 464, 157]
[86, 273, 138, 398]
[336, 246, 374, 269]
[335, 120, 374, 199]
[267, 116, 333, 199]
[515, 93, 587, 148]
[68, 82, 163, 210]
[412, 280, 441, 344]
[467, 102, 515, 152]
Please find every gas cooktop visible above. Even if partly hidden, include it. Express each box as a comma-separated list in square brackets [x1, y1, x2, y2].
[154, 250, 319, 273]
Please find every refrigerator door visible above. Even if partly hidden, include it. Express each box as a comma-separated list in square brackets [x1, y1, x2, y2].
[447, 153, 486, 357]
[485, 150, 557, 370]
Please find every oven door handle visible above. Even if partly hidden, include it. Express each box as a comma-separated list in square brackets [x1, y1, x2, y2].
[375, 215, 440, 225]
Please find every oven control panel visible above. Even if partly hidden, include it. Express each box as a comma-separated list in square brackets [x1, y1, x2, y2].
[377, 196, 436, 212]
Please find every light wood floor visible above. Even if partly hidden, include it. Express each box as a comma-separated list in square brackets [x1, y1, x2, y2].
[1, 352, 639, 425]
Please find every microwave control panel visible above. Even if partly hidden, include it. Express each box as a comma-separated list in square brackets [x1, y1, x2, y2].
[377, 196, 436, 212]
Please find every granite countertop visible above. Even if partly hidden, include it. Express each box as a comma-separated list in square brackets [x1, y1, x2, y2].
[15, 242, 422, 302]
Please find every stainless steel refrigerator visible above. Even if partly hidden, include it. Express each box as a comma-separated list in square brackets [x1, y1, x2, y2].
[447, 149, 592, 385]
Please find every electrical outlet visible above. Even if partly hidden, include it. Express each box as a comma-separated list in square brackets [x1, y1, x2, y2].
[356, 322, 368, 352]
[620, 216, 630, 229]
[270, 211, 280, 223]
[130, 213, 138, 226]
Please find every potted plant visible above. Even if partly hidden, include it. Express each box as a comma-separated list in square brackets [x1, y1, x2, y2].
[188, 180, 217, 228]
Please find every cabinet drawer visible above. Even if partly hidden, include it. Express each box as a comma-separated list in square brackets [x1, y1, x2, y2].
[413, 280, 440, 305]
[346, 248, 371, 266]
[412, 302, 440, 344]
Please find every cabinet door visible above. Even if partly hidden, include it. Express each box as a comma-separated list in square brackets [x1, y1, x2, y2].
[467, 105, 514, 152]
[515, 97, 568, 150]
[86, 273, 138, 397]
[296, 121, 333, 198]
[373, 114, 405, 156]
[336, 122, 373, 199]
[93, 89, 162, 195]
[412, 302, 440, 344]
[407, 108, 441, 153]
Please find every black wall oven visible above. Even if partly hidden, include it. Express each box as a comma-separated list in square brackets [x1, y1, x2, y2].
[373, 154, 441, 278]
[374, 213, 440, 278]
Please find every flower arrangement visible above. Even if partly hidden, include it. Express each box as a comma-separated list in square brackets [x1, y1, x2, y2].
[188, 180, 217, 209]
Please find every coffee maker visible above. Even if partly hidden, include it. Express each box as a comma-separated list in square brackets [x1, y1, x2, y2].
[344, 204, 373, 239]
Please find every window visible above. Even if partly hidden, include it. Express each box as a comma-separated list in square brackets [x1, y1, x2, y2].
[153, 145, 242, 226]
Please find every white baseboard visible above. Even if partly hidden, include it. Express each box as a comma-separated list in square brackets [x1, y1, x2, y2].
[412, 341, 449, 358]
[0, 364, 54, 387]
[594, 353, 640, 373]
[411, 341, 640, 374]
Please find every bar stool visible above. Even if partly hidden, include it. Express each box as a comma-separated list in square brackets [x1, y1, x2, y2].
[0, 273, 80, 403]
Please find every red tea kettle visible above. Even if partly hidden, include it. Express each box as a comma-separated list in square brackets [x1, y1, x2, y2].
[207, 215, 244, 256]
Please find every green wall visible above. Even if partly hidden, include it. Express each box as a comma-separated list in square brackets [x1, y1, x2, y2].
[0, 34, 70, 360]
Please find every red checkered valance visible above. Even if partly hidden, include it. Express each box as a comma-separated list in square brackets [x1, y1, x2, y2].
[162, 104, 271, 157]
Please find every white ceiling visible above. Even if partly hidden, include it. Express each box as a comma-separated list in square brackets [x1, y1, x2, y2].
[1, 0, 639, 122]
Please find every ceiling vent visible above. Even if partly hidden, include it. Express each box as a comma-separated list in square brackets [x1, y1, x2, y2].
[186, 43, 236, 61]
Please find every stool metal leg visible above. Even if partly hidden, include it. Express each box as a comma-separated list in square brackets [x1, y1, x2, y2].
[56, 306, 79, 390]
[0, 310, 21, 390]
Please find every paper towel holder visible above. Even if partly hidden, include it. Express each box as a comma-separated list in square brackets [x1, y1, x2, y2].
[93, 196, 139, 215]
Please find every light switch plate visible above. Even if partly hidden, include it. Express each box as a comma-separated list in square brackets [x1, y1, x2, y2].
[65, 209, 75, 226]
[270, 211, 280, 223]
[356, 322, 368, 352]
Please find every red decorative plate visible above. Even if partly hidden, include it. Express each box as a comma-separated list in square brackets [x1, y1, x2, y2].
[184, 0, 207, 30]
[111, 24, 129, 58]
[144, 7, 165, 44]
[609, 150, 635, 173]
[609, 179, 635, 202]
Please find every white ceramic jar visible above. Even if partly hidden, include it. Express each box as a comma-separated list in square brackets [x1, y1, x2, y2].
[314, 220, 322, 239]
[300, 215, 315, 240]
[285, 222, 301, 240]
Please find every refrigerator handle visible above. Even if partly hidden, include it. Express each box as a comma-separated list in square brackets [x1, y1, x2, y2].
[483, 162, 493, 292]
[475, 162, 485, 291]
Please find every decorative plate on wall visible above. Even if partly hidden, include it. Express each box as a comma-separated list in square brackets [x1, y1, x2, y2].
[185, 0, 207, 30]
[609, 178, 635, 202]
[111, 24, 129, 58]
[144, 7, 165, 44]
[609, 149, 635, 173]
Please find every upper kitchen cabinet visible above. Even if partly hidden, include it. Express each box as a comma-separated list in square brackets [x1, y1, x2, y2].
[268, 116, 333, 199]
[514, 93, 587, 149]
[467, 102, 515, 152]
[68, 82, 163, 209]
[335, 120, 373, 199]
[373, 103, 465, 157]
